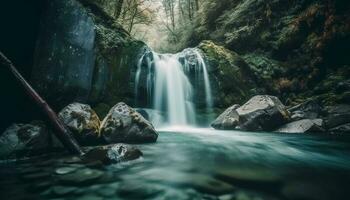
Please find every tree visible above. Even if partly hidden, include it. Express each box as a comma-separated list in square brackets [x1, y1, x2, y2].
[114, 0, 124, 19]
[118, 0, 155, 34]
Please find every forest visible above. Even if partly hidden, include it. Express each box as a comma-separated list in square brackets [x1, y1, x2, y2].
[0, 0, 350, 200]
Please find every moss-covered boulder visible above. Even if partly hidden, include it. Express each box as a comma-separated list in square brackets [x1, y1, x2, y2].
[198, 40, 261, 108]
[58, 103, 101, 146]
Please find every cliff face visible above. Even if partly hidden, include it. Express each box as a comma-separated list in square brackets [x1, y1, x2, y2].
[181, 0, 350, 107]
[31, 0, 147, 111]
[29, 0, 350, 113]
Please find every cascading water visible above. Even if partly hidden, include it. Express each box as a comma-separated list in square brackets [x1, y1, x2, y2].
[134, 48, 213, 128]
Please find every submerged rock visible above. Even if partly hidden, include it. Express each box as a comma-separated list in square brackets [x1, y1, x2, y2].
[58, 103, 101, 146]
[275, 119, 324, 133]
[0, 122, 51, 159]
[211, 104, 240, 130]
[57, 168, 104, 185]
[84, 144, 143, 164]
[100, 102, 158, 144]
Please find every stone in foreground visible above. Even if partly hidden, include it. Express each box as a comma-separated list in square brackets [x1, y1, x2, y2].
[275, 119, 324, 133]
[100, 102, 158, 144]
[211, 104, 240, 130]
[84, 144, 143, 164]
[0, 122, 50, 158]
[58, 103, 101, 146]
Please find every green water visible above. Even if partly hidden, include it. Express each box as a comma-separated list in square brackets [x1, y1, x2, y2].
[1, 128, 350, 200]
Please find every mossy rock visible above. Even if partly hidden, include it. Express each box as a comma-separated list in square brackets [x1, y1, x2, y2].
[198, 40, 260, 108]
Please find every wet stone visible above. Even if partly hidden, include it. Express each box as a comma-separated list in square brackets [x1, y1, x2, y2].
[57, 168, 104, 185]
[59, 156, 82, 164]
[219, 193, 235, 200]
[50, 185, 78, 196]
[55, 167, 78, 175]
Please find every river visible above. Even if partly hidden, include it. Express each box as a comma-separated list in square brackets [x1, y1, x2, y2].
[1, 128, 350, 200]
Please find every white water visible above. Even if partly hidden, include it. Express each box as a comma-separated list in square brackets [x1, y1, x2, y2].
[135, 48, 213, 127]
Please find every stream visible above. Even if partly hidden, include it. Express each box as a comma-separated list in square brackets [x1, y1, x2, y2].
[1, 128, 350, 200]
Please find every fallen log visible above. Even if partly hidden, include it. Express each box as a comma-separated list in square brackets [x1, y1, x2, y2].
[0, 52, 84, 156]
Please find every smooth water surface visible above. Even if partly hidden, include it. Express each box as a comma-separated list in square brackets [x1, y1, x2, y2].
[1, 129, 350, 200]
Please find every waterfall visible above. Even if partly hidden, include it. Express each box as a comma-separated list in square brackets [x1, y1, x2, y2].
[135, 48, 212, 127]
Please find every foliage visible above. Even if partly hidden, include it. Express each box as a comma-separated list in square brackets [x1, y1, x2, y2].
[117, 0, 156, 35]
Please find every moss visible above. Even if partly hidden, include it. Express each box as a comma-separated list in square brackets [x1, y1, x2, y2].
[198, 40, 259, 107]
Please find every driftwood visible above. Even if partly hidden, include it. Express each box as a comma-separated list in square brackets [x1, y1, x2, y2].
[0, 52, 84, 156]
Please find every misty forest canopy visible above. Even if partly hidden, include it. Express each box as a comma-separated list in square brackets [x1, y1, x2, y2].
[114, 0, 206, 52]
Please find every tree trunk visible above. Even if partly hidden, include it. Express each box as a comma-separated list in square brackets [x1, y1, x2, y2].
[0, 52, 84, 156]
[114, 0, 124, 19]
[195, 0, 199, 11]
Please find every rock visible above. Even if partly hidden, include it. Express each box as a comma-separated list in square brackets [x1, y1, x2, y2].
[275, 119, 324, 133]
[236, 95, 290, 131]
[0, 122, 51, 159]
[329, 123, 350, 134]
[288, 100, 324, 121]
[55, 167, 79, 175]
[32, 0, 96, 107]
[58, 103, 101, 146]
[57, 168, 104, 185]
[100, 102, 158, 144]
[198, 40, 260, 108]
[83, 144, 143, 164]
[31, 0, 146, 108]
[211, 104, 240, 130]
[50, 186, 78, 196]
[324, 104, 350, 129]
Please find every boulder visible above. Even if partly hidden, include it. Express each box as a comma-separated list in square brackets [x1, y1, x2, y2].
[324, 104, 350, 129]
[100, 102, 158, 144]
[31, 0, 146, 108]
[58, 103, 101, 146]
[211, 104, 240, 130]
[236, 95, 290, 131]
[275, 119, 324, 133]
[288, 100, 324, 121]
[0, 122, 51, 159]
[329, 123, 350, 134]
[84, 144, 143, 164]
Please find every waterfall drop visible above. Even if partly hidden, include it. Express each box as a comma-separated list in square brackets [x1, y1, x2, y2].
[135, 48, 213, 128]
